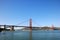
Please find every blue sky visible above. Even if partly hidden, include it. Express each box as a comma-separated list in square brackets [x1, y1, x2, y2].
[0, 0, 60, 27]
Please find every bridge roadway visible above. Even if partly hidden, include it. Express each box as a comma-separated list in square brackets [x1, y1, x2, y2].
[0, 25, 29, 27]
[0, 25, 40, 31]
[0, 25, 39, 27]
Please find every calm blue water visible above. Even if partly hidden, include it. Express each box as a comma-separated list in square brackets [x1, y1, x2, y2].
[0, 30, 60, 40]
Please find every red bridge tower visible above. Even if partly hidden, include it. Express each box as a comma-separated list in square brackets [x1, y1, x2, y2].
[29, 18, 32, 30]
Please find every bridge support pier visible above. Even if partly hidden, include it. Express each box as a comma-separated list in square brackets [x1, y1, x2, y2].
[4, 25, 6, 30]
[10, 26, 14, 31]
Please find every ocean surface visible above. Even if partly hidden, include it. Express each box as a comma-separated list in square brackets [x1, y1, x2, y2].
[0, 30, 60, 40]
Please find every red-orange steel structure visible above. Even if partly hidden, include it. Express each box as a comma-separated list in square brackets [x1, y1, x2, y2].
[29, 18, 32, 30]
[51, 24, 54, 30]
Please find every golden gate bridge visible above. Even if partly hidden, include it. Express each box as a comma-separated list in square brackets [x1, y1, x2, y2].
[0, 18, 54, 31]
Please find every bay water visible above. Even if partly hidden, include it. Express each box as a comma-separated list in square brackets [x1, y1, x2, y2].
[0, 30, 60, 40]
